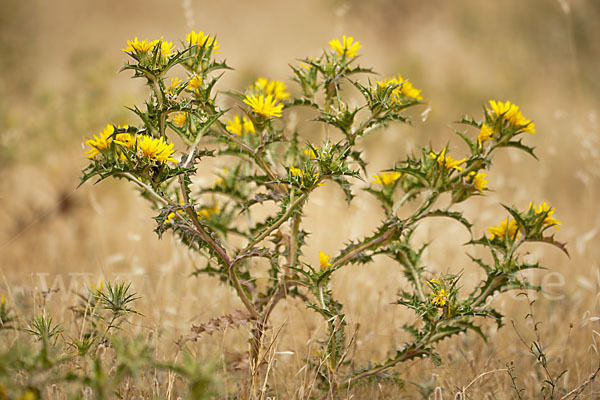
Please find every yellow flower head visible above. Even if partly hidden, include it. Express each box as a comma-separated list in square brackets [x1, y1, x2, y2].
[90, 279, 103, 295]
[430, 288, 449, 307]
[372, 171, 402, 186]
[166, 77, 182, 97]
[225, 115, 255, 136]
[488, 217, 519, 240]
[376, 74, 423, 101]
[137, 135, 178, 164]
[289, 165, 323, 188]
[428, 278, 449, 306]
[329, 35, 362, 58]
[304, 147, 317, 158]
[123, 37, 155, 53]
[478, 124, 494, 146]
[198, 204, 220, 219]
[158, 40, 175, 58]
[429, 148, 465, 172]
[243, 94, 283, 118]
[84, 124, 115, 158]
[488, 100, 536, 134]
[187, 74, 203, 94]
[1, 294, 5, 306]
[115, 131, 136, 148]
[19, 389, 36, 400]
[171, 112, 187, 128]
[250, 77, 290, 101]
[529, 202, 562, 229]
[319, 251, 332, 270]
[186, 30, 220, 53]
[468, 171, 488, 191]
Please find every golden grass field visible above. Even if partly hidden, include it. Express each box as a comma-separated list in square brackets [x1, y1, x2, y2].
[1, 0, 600, 398]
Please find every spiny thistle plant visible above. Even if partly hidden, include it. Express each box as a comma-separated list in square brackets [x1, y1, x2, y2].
[80, 32, 567, 395]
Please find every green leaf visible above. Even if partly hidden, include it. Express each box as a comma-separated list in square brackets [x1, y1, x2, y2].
[455, 130, 477, 154]
[421, 209, 473, 231]
[283, 98, 320, 110]
[331, 176, 355, 204]
[497, 139, 538, 160]
[526, 236, 570, 257]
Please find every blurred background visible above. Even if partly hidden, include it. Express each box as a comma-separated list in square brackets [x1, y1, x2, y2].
[1, 0, 599, 396]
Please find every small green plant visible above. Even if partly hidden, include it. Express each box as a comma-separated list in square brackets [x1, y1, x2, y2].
[0, 280, 219, 399]
[80, 32, 568, 396]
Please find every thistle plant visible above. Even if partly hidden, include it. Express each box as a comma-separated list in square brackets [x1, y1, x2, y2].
[81, 31, 567, 395]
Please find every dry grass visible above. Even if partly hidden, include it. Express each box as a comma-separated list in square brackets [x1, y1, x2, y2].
[1, 0, 600, 397]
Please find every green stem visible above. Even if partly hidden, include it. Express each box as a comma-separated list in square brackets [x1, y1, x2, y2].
[288, 213, 300, 268]
[241, 193, 308, 253]
[178, 176, 259, 320]
[330, 227, 397, 270]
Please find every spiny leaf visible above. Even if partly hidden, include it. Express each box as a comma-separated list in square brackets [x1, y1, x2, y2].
[421, 209, 473, 231]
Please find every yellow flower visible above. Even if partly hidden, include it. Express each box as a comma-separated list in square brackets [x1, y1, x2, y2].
[429, 148, 465, 172]
[90, 279, 103, 295]
[115, 132, 136, 148]
[84, 124, 115, 158]
[430, 288, 449, 307]
[303, 148, 317, 158]
[137, 135, 178, 163]
[529, 202, 562, 229]
[187, 74, 203, 94]
[289, 165, 323, 188]
[171, 112, 187, 128]
[401, 82, 422, 100]
[468, 171, 488, 191]
[185, 30, 220, 53]
[243, 118, 255, 134]
[243, 94, 283, 118]
[478, 124, 494, 146]
[319, 251, 332, 270]
[488, 100, 536, 134]
[166, 77, 182, 97]
[372, 171, 402, 185]
[158, 40, 175, 58]
[1, 294, 5, 306]
[250, 77, 290, 100]
[289, 165, 302, 178]
[225, 115, 255, 136]
[376, 74, 423, 101]
[122, 37, 155, 53]
[19, 389, 36, 400]
[198, 204, 220, 219]
[329, 35, 362, 58]
[488, 217, 519, 240]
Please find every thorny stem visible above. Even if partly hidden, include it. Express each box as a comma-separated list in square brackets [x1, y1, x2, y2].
[472, 275, 505, 308]
[340, 348, 430, 389]
[122, 173, 173, 206]
[288, 213, 300, 268]
[178, 176, 231, 266]
[330, 227, 397, 270]
[396, 249, 426, 302]
[240, 193, 308, 253]
[177, 177, 259, 320]
[145, 73, 166, 138]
